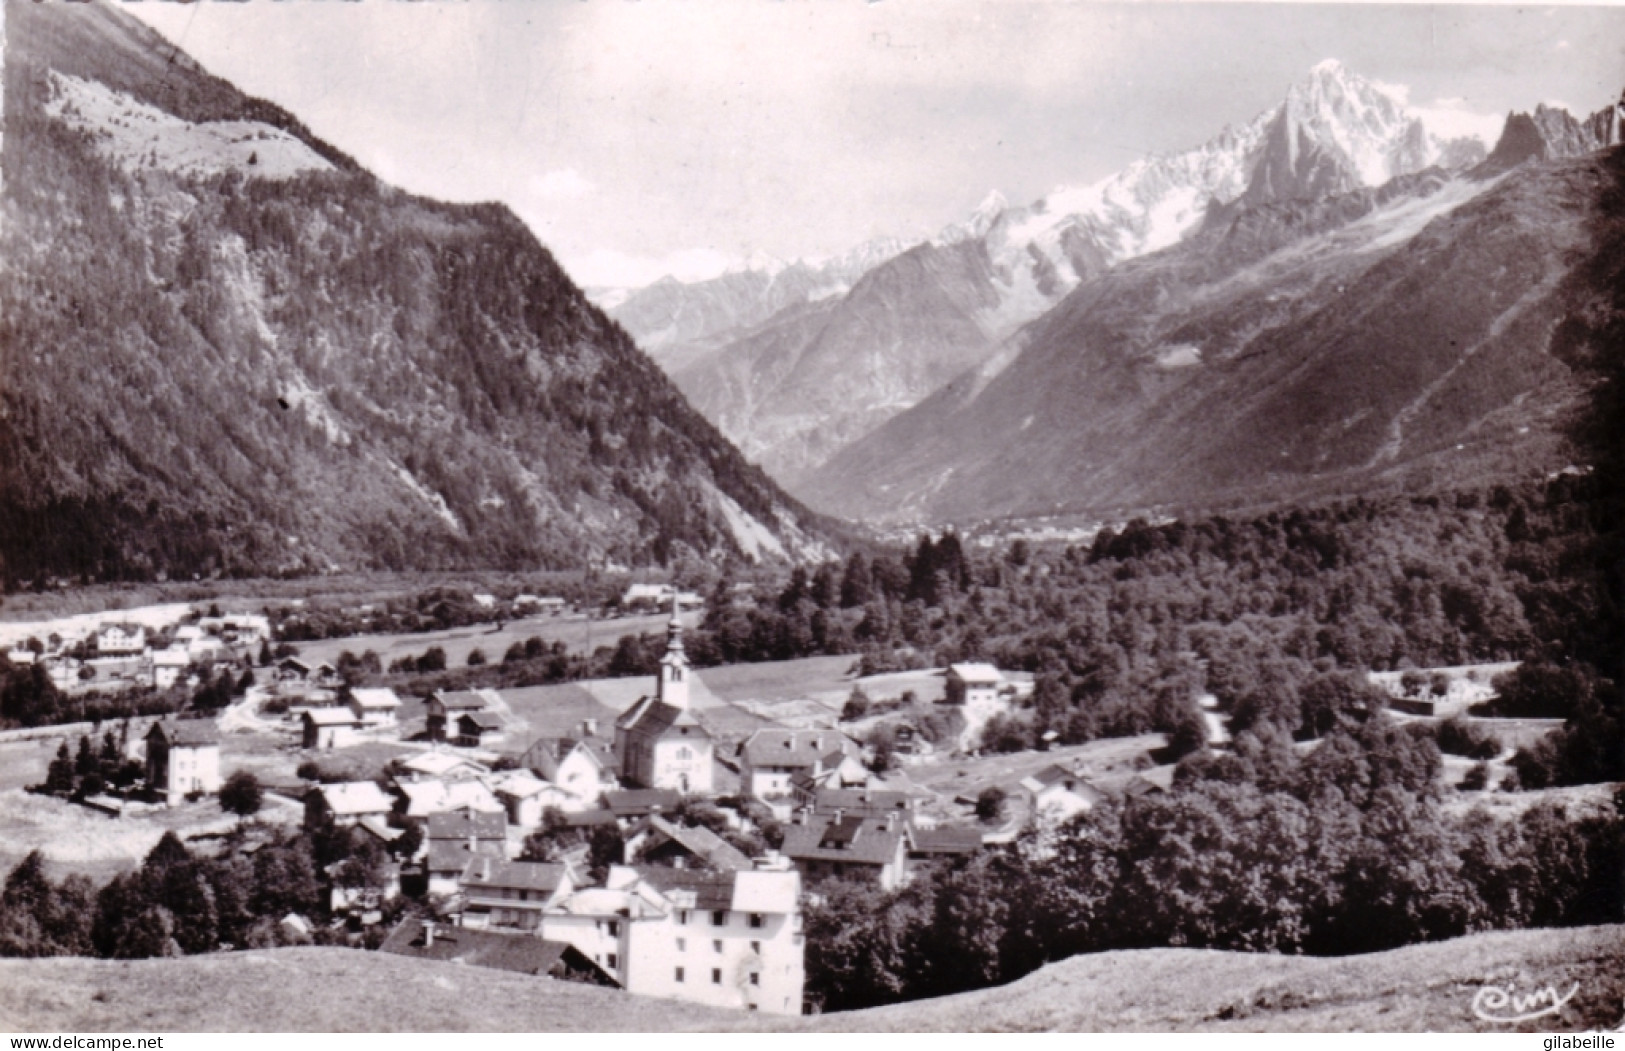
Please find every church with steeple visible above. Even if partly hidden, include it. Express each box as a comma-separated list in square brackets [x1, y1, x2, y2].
[612, 596, 714, 793]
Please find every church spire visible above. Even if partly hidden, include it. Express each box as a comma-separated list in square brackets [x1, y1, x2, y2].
[657, 590, 690, 709]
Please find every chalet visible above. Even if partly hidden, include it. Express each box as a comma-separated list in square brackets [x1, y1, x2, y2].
[522, 733, 616, 809]
[604, 788, 682, 823]
[97, 624, 146, 656]
[614, 605, 713, 794]
[381, 918, 616, 986]
[906, 825, 983, 866]
[427, 807, 507, 848]
[347, 687, 402, 727]
[492, 771, 572, 828]
[305, 781, 394, 830]
[738, 729, 861, 804]
[625, 814, 753, 873]
[150, 647, 190, 690]
[1019, 765, 1105, 824]
[394, 751, 489, 784]
[802, 787, 914, 821]
[454, 710, 506, 748]
[944, 662, 1003, 706]
[302, 707, 361, 750]
[780, 812, 911, 891]
[425, 837, 507, 898]
[427, 688, 501, 743]
[144, 720, 222, 805]
[459, 858, 575, 932]
[397, 778, 503, 821]
[542, 865, 804, 1016]
[276, 657, 312, 683]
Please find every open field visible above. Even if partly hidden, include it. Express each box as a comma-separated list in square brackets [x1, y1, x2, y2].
[789, 924, 1625, 1033]
[291, 611, 687, 671]
[901, 734, 1168, 799]
[1, 925, 1618, 1032]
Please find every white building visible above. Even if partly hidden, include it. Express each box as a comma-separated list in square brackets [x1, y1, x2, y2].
[543, 865, 804, 1016]
[144, 720, 222, 805]
[98, 624, 146, 656]
[347, 687, 402, 727]
[738, 728, 862, 806]
[150, 647, 190, 689]
[614, 605, 713, 794]
[945, 662, 1004, 707]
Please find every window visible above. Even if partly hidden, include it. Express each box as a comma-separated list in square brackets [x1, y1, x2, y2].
[711, 910, 726, 926]
[607, 921, 620, 937]
[675, 967, 685, 983]
[679, 910, 689, 925]
[677, 747, 692, 760]
[711, 968, 722, 985]
[677, 938, 687, 952]
[748, 912, 764, 929]
[749, 973, 760, 986]
[607, 953, 618, 970]
[750, 941, 761, 955]
[712, 939, 722, 954]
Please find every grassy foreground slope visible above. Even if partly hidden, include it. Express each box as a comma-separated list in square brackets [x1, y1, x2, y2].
[0, 926, 1619, 1032]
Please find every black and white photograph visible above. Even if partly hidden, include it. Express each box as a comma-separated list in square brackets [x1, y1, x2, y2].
[0, 0, 1622, 1035]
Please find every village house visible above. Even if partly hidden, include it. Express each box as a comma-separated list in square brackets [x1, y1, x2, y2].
[906, 825, 984, 868]
[305, 781, 395, 830]
[144, 720, 222, 805]
[150, 647, 190, 690]
[394, 751, 489, 784]
[738, 729, 862, 807]
[198, 613, 272, 647]
[458, 857, 575, 932]
[944, 662, 1004, 706]
[426, 834, 506, 898]
[347, 687, 402, 727]
[1019, 764, 1106, 824]
[800, 786, 915, 822]
[624, 813, 754, 873]
[780, 812, 911, 891]
[604, 788, 682, 825]
[542, 865, 804, 1016]
[275, 657, 312, 683]
[397, 777, 504, 821]
[453, 710, 507, 748]
[491, 770, 572, 828]
[302, 707, 362, 750]
[614, 606, 714, 794]
[381, 917, 615, 986]
[426, 688, 502, 743]
[97, 623, 146, 656]
[521, 731, 616, 810]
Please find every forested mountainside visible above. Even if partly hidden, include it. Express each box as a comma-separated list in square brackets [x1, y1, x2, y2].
[612, 62, 1500, 492]
[0, 0, 838, 586]
[801, 110, 1625, 524]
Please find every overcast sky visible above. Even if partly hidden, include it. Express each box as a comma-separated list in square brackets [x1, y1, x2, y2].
[125, 1, 1625, 288]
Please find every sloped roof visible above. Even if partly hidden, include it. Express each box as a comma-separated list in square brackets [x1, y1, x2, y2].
[781, 815, 904, 866]
[432, 689, 497, 712]
[490, 771, 560, 800]
[315, 781, 394, 816]
[426, 809, 506, 842]
[621, 698, 710, 741]
[380, 919, 614, 984]
[811, 788, 911, 815]
[458, 711, 506, 732]
[349, 687, 402, 710]
[638, 815, 753, 872]
[398, 752, 489, 779]
[460, 858, 571, 895]
[398, 779, 503, 817]
[633, 866, 736, 911]
[524, 736, 613, 781]
[304, 707, 360, 727]
[426, 837, 504, 875]
[604, 788, 680, 817]
[909, 825, 984, 855]
[147, 719, 221, 748]
[741, 729, 854, 770]
[947, 662, 1004, 684]
[731, 870, 799, 914]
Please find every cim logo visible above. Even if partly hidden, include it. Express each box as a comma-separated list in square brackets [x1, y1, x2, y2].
[1473, 981, 1581, 1024]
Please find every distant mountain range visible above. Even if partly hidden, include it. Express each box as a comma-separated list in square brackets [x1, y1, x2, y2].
[606, 63, 1623, 525]
[0, 0, 841, 583]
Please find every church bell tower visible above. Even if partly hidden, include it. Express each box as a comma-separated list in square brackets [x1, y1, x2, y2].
[657, 592, 690, 710]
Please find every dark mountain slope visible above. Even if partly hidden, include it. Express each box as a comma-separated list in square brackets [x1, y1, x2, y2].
[802, 141, 1620, 524]
[0, 0, 837, 583]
